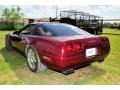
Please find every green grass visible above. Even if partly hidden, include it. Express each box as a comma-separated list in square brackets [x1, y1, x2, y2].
[0, 28, 120, 84]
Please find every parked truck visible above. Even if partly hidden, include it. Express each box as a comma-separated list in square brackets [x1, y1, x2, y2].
[50, 10, 103, 35]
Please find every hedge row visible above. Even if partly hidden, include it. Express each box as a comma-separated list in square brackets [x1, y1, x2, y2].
[0, 22, 23, 30]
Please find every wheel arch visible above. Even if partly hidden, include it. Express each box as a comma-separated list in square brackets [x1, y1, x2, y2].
[25, 44, 31, 57]
[25, 43, 38, 57]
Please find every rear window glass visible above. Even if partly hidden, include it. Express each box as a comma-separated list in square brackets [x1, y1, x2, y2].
[43, 23, 91, 36]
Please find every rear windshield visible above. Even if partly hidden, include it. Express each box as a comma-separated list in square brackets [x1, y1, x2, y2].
[43, 23, 91, 36]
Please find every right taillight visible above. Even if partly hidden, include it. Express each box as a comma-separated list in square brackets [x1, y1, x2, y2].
[101, 37, 110, 48]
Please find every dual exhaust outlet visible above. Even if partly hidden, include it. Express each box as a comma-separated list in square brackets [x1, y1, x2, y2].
[62, 69, 74, 75]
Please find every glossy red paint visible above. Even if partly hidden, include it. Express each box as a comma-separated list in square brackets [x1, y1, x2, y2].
[11, 34, 110, 71]
[9, 23, 110, 72]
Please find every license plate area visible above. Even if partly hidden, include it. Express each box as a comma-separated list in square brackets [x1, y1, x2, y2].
[86, 48, 97, 57]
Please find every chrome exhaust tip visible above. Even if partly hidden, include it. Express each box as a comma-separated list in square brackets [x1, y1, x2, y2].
[62, 69, 74, 75]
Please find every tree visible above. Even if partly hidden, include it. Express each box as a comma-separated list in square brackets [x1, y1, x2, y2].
[2, 8, 10, 22]
[2, 6, 23, 30]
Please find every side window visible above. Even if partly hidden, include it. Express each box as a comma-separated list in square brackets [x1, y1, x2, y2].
[20, 24, 34, 35]
[34, 26, 53, 36]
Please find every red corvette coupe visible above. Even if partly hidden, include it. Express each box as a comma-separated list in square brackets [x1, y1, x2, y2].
[5, 22, 110, 75]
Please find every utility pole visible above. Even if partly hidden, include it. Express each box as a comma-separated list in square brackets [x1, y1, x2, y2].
[55, 6, 58, 18]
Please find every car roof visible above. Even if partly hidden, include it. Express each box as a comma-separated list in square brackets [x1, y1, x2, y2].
[30, 22, 59, 25]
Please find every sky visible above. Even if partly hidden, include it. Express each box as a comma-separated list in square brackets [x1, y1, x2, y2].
[0, 5, 120, 19]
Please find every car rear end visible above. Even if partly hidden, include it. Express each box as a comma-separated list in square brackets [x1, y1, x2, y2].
[59, 36, 110, 69]
[40, 23, 110, 74]
[42, 35, 110, 73]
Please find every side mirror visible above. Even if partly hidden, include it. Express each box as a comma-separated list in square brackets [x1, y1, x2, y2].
[46, 32, 53, 36]
[13, 31, 20, 35]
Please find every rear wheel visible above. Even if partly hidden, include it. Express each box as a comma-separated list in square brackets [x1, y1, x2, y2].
[94, 30, 98, 35]
[26, 46, 46, 72]
[5, 33, 13, 51]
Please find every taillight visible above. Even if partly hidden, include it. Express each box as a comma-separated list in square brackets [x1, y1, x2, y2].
[61, 43, 82, 58]
[101, 37, 110, 48]
[73, 43, 81, 51]
[64, 44, 73, 52]
[63, 43, 82, 52]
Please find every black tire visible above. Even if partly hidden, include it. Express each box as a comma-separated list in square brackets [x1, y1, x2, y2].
[99, 59, 104, 63]
[5, 33, 13, 51]
[94, 30, 98, 35]
[99, 28, 103, 35]
[26, 45, 46, 72]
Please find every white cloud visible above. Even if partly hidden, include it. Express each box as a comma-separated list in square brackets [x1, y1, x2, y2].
[19, 5, 56, 18]
[1, 5, 120, 19]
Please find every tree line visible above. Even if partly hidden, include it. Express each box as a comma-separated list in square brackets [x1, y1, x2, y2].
[103, 22, 120, 29]
[0, 6, 23, 30]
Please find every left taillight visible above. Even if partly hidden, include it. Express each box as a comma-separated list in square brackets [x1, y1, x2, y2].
[64, 44, 73, 52]
[63, 43, 82, 53]
[73, 43, 82, 51]
[60, 43, 83, 58]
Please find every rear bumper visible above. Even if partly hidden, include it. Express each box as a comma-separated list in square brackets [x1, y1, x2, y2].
[42, 44, 110, 71]
[42, 51, 109, 71]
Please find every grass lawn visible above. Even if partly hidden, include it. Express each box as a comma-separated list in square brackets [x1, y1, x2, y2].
[0, 28, 120, 84]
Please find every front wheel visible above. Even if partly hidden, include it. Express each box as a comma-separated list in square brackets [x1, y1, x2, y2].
[26, 46, 46, 72]
[5, 33, 13, 51]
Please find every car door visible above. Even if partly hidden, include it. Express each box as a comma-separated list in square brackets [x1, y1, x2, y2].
[11, 24, 35, 52]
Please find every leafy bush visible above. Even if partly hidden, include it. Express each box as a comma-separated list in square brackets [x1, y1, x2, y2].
[0, 22, 23, 30]
[0, 6, 23, 30]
